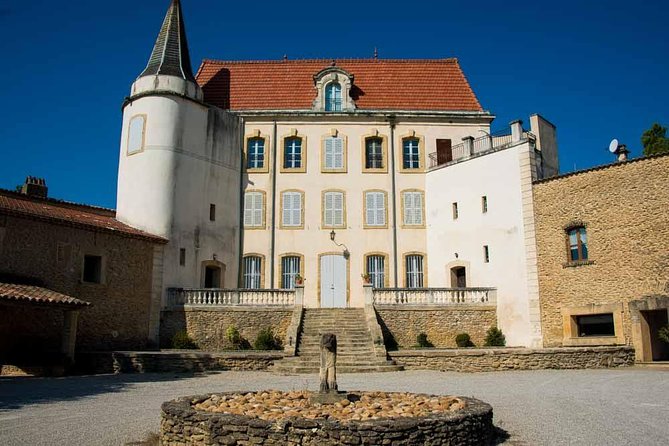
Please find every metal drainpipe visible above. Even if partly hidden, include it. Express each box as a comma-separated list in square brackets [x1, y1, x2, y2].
[237, 118, 246, 287]
[389, 116, 399, 287]
[269, 121, 278, 288]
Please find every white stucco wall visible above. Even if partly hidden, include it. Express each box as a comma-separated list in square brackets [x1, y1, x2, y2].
[425, 142, 535, 346]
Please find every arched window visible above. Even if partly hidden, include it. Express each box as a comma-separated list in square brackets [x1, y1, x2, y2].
[325, 82, 342, 111]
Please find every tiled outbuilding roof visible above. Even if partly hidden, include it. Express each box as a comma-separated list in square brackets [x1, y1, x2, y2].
[0, 190, 166, 243]
[0, 282, 91, 308]
[196, 58, 484, 112]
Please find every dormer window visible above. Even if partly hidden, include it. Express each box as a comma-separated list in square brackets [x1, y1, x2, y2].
[313, 66, 355, 112]
[325, 82, 342, 111]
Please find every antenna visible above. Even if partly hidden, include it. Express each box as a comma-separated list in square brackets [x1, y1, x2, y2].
[608, 138, 629, 162]
[608, 138, 619, 153]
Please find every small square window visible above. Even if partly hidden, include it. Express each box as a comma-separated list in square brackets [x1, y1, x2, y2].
[452, 202, 459, 220]
[482, 196, 488, 213]
[83, 255, 102, 284]
[179, 248, 186, 266]
[209, 204, 216, 222]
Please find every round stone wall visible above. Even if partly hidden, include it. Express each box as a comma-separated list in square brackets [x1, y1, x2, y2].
[160, 391, 494, 445]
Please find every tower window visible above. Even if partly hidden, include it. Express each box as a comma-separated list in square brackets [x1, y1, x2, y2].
[452, 202, 459, 220]
[484, 245, 490, 263]
[482, 196, 488, 213]
[127, 115, 146, 155]
[209, 204, 216, 221]
[179, 248, 186, 266]
[325, 82, 342, 111]
[82, 255, 102, 284]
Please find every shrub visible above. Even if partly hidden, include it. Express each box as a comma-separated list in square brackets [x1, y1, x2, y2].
[455, 333, 474, 348]
[172, 331, 197, 350]
[659, 324, 669, 345]
[484, 326, 506, 347]
[226, 325, 250, 350]
[416, 332, 434, 348]
[254, 327, 281, 350]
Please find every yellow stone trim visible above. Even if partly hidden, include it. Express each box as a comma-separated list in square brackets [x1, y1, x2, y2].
[363, 252, 390, 288]
[399, 189, 426, 229]
[242, 189, 267, 230]
[279, 189, 305, 230]
[362, 189, 389, 229]
[277, 252, 305, 289]
[320, 132, 348, 173]
[561, 302, 625, 346]
[317, 251, 351, 308]
[402, 252, 428, 288]
[398, 131, 426, 173]
[361, 132, 389, 173]
[243, 132, 270, 174]
[280, 132, 307, 173]
[321, 189, 347, 229]
[126, 114, 147, 156]
[241, 253, 266, 289]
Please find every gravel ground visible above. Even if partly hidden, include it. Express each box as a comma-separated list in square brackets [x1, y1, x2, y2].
[0, 368, 668, 445]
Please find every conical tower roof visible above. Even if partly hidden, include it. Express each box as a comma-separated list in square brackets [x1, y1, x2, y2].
[139, 0, 196, 82]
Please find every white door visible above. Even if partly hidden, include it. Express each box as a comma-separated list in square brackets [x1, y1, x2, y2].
[320, 255, 347, 308]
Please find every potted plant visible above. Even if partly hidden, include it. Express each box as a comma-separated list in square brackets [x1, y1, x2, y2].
[294, 274, 304, 286]
[361, 273, 372, 285]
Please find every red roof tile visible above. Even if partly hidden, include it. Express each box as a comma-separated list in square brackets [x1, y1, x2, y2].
[0, 282, 90, 308]
[0, 190, 166, 243]
[196, 58, 483, 112]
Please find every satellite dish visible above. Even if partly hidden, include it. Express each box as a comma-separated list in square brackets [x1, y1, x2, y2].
[608, 138, 619, 153]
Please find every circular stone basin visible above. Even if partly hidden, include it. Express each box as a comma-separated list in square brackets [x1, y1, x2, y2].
[161, 391, 494, 445]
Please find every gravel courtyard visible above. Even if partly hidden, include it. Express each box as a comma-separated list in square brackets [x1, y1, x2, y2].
[1, 368, 668, 445]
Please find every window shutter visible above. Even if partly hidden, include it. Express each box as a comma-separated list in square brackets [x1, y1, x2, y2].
[403, 192, 414, 225]
[324, 138, 334, 169]
[253, 193, 263, 226]
[365, 192, 375, 225]
[292, 193, 302, 226]
[244, 193, 254, 226]
[376, 193, 385, 226]
[333, 192, 343, 225]
[413, 192, 423, 225]
[324, 192, 334, 226]
[282, 193, 292, 226]
[333, 138, 344, 169]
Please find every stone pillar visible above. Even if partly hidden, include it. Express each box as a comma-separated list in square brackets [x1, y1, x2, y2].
[510, 120, 523, 143]
[363, 283, 373, 306]
[295, 284, 305, 306]
[462, 136, 474, 157]
[61, 309, 80, 362]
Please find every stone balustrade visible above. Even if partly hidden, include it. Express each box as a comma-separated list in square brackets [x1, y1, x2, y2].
[167, 288, 296, 307]
[373, 287, 496, 305]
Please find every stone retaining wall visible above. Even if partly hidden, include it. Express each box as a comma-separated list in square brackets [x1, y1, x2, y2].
[161, 393, 494, 445]
[160, 307, 294, 350]
[375, 305, 497, 349]
[390, 346, 634, 372]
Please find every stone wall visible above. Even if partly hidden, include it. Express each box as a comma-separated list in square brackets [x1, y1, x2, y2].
[375, 305, 497, 349]
[160, 307, 294, 350]
[391, 346, 634, 372]
[533, 154, 669, 347]
[161, 393, 494, 445]
[0, 214, 159, 352]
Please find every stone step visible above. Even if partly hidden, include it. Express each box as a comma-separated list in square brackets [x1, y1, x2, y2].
[272, 364, 404, 374]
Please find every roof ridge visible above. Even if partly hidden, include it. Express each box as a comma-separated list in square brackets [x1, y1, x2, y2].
[199, 57, 459, 66]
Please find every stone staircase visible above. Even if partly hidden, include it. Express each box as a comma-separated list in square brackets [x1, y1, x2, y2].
[272, 308, 403, 374]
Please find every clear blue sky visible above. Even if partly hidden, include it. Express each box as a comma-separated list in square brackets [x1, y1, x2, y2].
[1, 0, 667, 208]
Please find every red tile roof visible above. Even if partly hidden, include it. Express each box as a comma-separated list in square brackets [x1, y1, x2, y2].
[0, 282, 91, 308]
[0, 190, 166, 243]
[196, 58, 483, 112]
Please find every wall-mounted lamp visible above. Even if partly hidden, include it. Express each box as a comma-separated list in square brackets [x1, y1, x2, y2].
[329, 230, 350, 259]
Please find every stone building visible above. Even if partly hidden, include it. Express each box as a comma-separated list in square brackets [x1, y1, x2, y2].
[533, 153, 669, 362]
[0, 179, 166, 368]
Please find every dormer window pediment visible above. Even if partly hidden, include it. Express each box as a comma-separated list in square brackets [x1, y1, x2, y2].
[313, 66, 356, 112]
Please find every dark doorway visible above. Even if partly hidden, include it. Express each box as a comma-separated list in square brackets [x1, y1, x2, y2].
[204, 266, 222, 289]
[641, 310, 669, 361]
[451, 267, 466, 288]
[436, 139, 453, 165]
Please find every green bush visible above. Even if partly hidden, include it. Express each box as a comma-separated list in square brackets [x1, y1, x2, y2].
[226, 325, 250, 350]
[416, 333, 434, 348]
[254, 327, 281, 350]
[659, 324, 669, 344]
[455, 333, 474, 348]
[172, 331, 197, 349]
[484, 326, 506, 347]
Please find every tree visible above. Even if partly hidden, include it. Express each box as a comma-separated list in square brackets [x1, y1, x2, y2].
[641, 123, 669, 156]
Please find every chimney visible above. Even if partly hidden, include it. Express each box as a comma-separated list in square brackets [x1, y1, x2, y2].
[21, 176, 48, 199]
[615, 144, 630, 162]
[510, 119, 523, 142]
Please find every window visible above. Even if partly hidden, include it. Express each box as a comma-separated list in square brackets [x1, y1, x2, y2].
[243, 256, 262, 289]
[575, 313, 615, 337]
[179, 248, 186, 266]
[364, 191, 386, 227]
[209, 204, 216, 222]
[365, 137, 384, 169]
[323, 136, 345, 171]
[281, 256, 301, 289]
[244, 192, 265, 228]
[482, 196, 488, 213]
[567, 227, 588, 262]
[325, 82, 342, 111]
[323, 191, 345, 228]
[405, 254, 424, 288]
[127, 115, 146, 155]
[82, 255, 102, 284]
[402, 138, 420, 169]
[452, 202, 459, 220]
[283, 137, 303, 169]
[402, 191, 424, 226]
[247, 138, 265, 169]
[281, 191, 303, 228]
[484, 245, 490, 263]
[366, 255, 386, 288]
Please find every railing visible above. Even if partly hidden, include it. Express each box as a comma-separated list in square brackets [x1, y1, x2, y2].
[167, 288, 296, 307]
[372, 288, 496, 305]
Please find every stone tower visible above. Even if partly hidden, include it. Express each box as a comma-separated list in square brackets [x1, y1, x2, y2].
[116, 0, 242, 301]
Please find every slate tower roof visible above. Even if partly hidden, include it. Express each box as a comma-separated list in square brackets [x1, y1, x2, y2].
[139, 0, 196, 82]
